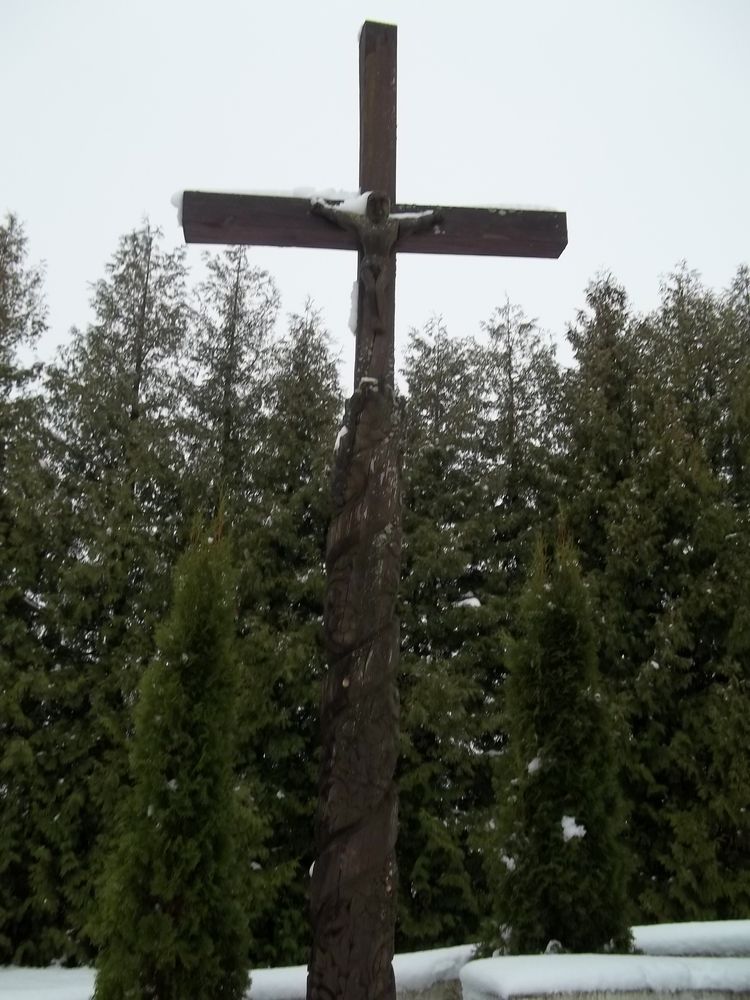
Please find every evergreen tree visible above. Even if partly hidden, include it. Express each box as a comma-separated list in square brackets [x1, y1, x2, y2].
[558, 277, 646, 913]
[94, 526, 252, 1000]
[487, 535, 629, 954]
[185, 246, 279, 517]
[397, 318, 502, 950]
[568, 268, 750, 922]
[643, 266, 734, 480]
[610, 401, 750, 921]
[0, 214, 62, 963]
[38, 223, 190, 956]
[479, 301, 562, 598]
[234, 304, 341, 964]
[564, 275, 641, 584]
[0, 213, 46, 398]
[720, 265, 750, 506]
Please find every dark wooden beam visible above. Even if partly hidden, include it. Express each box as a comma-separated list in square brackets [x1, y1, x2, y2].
[181, 191, 351, 250]
[359, 21, 397, 199]
[357, 20, 398, 387]
[181, 191, 567, 259]
[397, 204, 568, 258]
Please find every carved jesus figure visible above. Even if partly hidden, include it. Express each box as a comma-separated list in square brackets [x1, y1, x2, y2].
[312, 192, 442, 333]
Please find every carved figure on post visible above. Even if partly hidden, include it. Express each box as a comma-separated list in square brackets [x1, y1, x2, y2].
[312, 192, 442, 336]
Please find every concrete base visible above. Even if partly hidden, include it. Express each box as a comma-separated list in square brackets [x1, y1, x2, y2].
[400, 981, 462, 1000]
[405, 987, 750, 1000]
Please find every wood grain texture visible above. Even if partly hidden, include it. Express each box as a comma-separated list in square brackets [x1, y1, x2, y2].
[307, 381, 402, 1000]
[309, 24, 400, 1000]
[359, 21, 397, 199]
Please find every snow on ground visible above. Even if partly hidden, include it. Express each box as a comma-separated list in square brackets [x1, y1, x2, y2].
[3, 926, 750, 999]
[460, 955, 750, 1000]
[248, 962, 305, 999]
[0, 944, 474, 1000]
[632, 919, 750, 956]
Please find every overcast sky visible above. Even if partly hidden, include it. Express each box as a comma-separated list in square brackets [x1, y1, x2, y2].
[3, 0, 749, 384]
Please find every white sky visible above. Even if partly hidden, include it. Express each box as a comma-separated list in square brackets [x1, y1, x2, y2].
[3, 0, 749, 385]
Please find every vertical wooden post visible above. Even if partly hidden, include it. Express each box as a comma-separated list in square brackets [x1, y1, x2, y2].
[307, 21, 401, 1000]
[356, 22, 397, 388]
[359, 22, 397, 198]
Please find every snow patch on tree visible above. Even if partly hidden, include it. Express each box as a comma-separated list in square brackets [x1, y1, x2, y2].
[453, 593, 481, 608]
[561, 815, 587, 841]
[527, 756, 542, 775]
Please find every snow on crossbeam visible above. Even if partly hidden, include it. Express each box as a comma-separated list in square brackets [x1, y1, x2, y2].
[460, 955, 750, 1000]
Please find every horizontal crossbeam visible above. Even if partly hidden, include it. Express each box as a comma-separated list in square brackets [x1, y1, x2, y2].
[180, 191, 567, 259]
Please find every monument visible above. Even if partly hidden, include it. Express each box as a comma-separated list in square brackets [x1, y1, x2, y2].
[176, 20, 566, 1000]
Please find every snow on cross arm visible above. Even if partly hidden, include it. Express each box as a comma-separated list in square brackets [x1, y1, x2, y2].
[453, 594, 481, 608]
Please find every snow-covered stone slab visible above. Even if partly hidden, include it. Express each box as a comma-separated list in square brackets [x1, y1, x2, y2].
[395, 944, 476, 998]
[460, 954, 750, 1000]
[0, 966, 94, 1000]
[633, 921, 750, 957]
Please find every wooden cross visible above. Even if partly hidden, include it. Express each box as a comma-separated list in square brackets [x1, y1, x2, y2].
[179, 24, 566, 390]
[177, 21, 566, 1000]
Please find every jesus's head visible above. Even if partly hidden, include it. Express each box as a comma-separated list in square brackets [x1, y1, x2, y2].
[366, 191, 390, 224]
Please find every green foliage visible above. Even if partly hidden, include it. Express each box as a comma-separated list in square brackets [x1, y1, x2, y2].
[723, 265, 750, 504]
[35, 223, 191, 957]
[397, 319, 503, 950]
[564, 267, 750, 923]
[0, 213, 45, 391]
[614, 407, 750, 921]
[233, 305, 342, 964]
[185, 246, 280, 515]
[564, 275, 641, 582]
[93, 527, 252, 1000]
[487, 536, 630, 954]
[3, 212, 750, 964]
[479, 301, 563, 594]
[0, 214, 63, 963]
